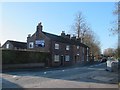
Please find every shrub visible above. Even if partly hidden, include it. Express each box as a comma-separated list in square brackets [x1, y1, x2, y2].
[2, 49, 51, 65]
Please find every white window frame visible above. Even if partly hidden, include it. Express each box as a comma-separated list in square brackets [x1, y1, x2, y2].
[65, 55, 70, 61]
[6, 44, 9, 49]
[82, 47, 84, 54]
[77, 46, 79, 49]
[66, 45, 70, 50]
[82, 47, 84, 61]
[55, 43, 59, 49]
[29, 42, 34, 48]
[54, 55, 59, 62]
[87, 48, 89, 61]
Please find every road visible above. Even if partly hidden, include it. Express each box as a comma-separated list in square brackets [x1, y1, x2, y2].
[1, 62, 119, 88]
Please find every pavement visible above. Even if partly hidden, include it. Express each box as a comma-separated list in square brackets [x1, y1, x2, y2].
[1, 62, 119, 88]
[2, 61, 100, 73]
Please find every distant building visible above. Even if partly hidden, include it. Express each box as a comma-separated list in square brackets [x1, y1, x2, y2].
[27, 22, 90, 67]
[2, 40, 27, 50]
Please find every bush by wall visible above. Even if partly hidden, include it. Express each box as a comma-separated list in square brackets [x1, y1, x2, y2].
[2, 49, 51, 65]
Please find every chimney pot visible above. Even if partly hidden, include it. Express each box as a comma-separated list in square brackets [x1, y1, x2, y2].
[71, 35, 76, 40]
[66, 34, 70, 39]
[28, 34, 31, 37]
[37, 22, 43, 32]
[61, 31, 65, 37]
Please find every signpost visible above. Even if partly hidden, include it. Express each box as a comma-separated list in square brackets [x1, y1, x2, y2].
[35, 40, 45, 47]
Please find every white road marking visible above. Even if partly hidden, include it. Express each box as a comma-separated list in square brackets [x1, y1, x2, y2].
[94, 65, 99, 66]
[98, 63, 101, 65]
[90, 66, 93, 67]
[89, 63, 105, 68]
[13, 75, 18, 78]
[88, 68, 105, 71]
[75, 68, 79, 69]
[44, 72, 47, 74]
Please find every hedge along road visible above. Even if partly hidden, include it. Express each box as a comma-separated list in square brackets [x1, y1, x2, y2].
[2, 49, 50, 69]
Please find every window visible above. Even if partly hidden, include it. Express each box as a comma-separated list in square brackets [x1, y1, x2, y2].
[87, 48, 89, 61]
[55, 43, 59, 49]
[87, 48, 89, 55]
[65, 55, 70, 61]
[77, 46, 79, 49]
[54, 55, 59, 62]
[29, 42, 34, 48]
[82, 47, 84, 54]
[82, 47, 84, 61]
[66, 45, 70, 50]
[6, 44, 9, 49]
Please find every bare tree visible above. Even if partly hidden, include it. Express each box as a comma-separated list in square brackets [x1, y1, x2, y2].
[113, 2, 120, 15]
[73, 12, 89, 42]
[103, 48, 116, 57]
[111, 2, 120, 59]
[71, 12, 101, 60]
[114, 48, 120, 58]
[111, 2, 120, 35]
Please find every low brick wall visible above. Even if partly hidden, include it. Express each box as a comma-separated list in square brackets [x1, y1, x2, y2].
[2, 63, 45, 70]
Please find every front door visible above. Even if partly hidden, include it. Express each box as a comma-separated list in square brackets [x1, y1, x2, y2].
[61, 55, 64, 66]
[75, 56, 77, 63]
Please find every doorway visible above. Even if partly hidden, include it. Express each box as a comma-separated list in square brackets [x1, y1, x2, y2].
[75, 56, 77, 63]
[61, 55, 64, 66]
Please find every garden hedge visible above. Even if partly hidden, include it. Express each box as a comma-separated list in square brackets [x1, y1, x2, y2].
[2, 49, 51, 65]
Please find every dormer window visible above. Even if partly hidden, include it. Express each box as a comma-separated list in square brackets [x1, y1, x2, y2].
[66, 45, 70, 50]
[55, 43, 59, 49]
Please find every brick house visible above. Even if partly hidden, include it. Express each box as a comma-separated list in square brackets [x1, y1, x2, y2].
[27, 22, 90, 67]
[2, 40, 27, 50]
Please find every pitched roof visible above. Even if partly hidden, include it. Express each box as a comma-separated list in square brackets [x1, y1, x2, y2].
[7, 40, 27, 49]
[42, 31, 88, 48]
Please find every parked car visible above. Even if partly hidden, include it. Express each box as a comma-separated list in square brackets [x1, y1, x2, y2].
[100, 57, 107, 63]
[106, 58, 118, 72]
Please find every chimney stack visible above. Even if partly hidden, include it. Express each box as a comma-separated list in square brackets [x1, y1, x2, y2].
[61, 31, 65, 37]
[36, 22, 43, 39]
[71, 34, 76, 40]
[28, 34, 31, 38]
[36, 22, 43, 33]
[66, 34, 70, 39]
[27, 34, 31, 41]
[76, 38, 81, 43]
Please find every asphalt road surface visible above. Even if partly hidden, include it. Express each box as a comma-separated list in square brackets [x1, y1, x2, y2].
[1, 62, 119, 88]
